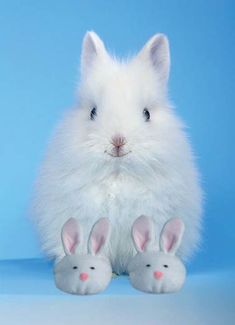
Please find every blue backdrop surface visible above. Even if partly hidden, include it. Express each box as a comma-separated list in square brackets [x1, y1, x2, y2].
[0, 0, 234, 271]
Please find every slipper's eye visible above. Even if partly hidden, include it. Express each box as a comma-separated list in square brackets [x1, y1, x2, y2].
[163, 264, 169, 268]
[90, 266, 95, 270]
[73, 266, 78, 270]
[146, 264, 151, 267]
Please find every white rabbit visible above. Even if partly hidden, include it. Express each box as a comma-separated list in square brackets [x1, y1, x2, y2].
[54, 217, 112, 295]
[33, 31, 202, 274]
[128, 215, 186, 293]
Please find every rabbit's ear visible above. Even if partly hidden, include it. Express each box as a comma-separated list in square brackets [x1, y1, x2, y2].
[88, 218, 111, 255]
[138, 33, 170, 84]
[132, 215, 155, 252]
[81, 31, 108, 76]
[160, 218, 185, 255]
[61, 218, 82, 255]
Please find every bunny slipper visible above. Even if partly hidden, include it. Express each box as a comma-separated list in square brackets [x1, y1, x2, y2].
[128, 216, 186, 294]
[54, 217, 112, 295]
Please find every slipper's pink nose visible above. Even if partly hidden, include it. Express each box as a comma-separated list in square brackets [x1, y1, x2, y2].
[154, 271, 163, 279]
[80, 272, 89, 281]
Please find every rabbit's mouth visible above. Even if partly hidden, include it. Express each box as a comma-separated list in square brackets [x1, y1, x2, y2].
[105, 134, 131, 158]
[104, 149, 131, 158]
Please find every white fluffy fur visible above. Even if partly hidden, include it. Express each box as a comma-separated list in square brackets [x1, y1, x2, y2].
[32, 31, 202, 274]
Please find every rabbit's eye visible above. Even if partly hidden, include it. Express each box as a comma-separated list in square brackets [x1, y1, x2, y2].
[73, 266, 78, 270]
[90, 107, 97, 120]
[163, 264, 169, 268]
[90, 266, 95, 270]
[146, 264, 151, 267]
[143, 108, 150, 121]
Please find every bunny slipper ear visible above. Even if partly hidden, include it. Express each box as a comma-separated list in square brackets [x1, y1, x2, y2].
[132, 215, 155, 253]
[61, 218, 82, 255]
[160, 218, 185, 255]
[137, 33, 170, 85]
[88, 218, 111, 255]
[81, 31, 109, 76]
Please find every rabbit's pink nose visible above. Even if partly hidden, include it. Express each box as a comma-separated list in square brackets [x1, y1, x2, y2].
[79, 273, 89, 281]
[111, 134, 126, 148]
[154, 271, 163, 279]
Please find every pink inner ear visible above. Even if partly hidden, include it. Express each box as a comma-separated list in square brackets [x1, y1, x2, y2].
[91, 235, 105, 255]
[132, 216, 153, 252]
[135, 230, 151, 251]
[62, 218, 80, 255]
[90, 218, 109, 255]
[161, 218, 184, 253]
[64, 233, 78, 254]
[164, 233, 177, 252]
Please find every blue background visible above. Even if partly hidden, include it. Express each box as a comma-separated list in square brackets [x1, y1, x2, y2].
[0, 0, 234, 271]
